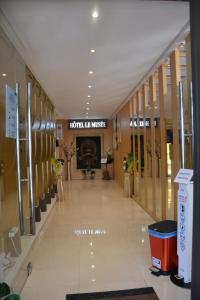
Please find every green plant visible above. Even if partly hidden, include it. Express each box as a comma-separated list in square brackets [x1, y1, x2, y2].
[0, 282, 10, 298]
[126, 152, 139, 175]
[51, 158, 62, 176]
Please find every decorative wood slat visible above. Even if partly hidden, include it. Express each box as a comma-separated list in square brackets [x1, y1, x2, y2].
[158, 65, 167, 220]
[142, 84, 148, 209]
[170, 49, 180, 220]
[149, 75, 157, 215]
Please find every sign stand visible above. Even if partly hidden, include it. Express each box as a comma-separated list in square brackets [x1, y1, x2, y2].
[170, 168, 193, 289]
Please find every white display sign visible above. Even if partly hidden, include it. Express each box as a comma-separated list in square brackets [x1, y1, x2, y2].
[130, 118, 158, 128]
[68, 119, 107, 129]
[5, 85, 18, 139]
[177, 183, 193, 283]
[174, 168, 193, 185]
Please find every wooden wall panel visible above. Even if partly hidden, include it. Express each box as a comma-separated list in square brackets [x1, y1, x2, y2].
[158, 65, 167, 220]
[56, 119, 113, 180]
[149, 75, 157, 215]
[170, 49, 180, 220]
[142, 84, 148, 209]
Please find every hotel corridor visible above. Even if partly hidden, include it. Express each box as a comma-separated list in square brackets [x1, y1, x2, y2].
[20, 180, 190, 300]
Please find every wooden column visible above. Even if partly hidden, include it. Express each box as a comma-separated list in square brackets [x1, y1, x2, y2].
[132, 96, 136, 179]
[136, 91, 141, 188]
[158, 65, 167, 220]
[149, 75, 156, 215]
[170, 49, 180, 220]
[142, 84, 148, 209]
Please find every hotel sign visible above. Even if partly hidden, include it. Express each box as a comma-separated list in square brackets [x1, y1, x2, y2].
[68, 119, 107, 129]
[130, 118, 158, 128]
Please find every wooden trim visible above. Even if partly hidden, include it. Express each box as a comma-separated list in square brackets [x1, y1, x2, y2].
[132, 96, 136, 177]
[135, 92, 141, 201]
[142, 84, 148, 209]
[170, 49, 180, 220]
[149, 75, 157, 215]
[158, 65, 167, 220]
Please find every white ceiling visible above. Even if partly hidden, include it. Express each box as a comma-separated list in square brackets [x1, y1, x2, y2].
[0, 0, 189, 119]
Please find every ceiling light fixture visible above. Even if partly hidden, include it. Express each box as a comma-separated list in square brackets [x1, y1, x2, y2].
[2, 73, 7, 77]
[87, 95, 91, 98]
[92, 11, 99, 19]
[89, 71, 93, 75]
[90, 49, 95, 53]
[86, 107, 90, 110]
[88, 85, 92, 88]
[86, 102, 90, 105]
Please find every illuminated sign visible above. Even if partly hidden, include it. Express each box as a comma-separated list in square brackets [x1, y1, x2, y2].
[130, 118, 158, 128]
[68, 119, 107, 129]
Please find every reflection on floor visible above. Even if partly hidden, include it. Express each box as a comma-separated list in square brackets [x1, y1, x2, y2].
[20, 180, 190, 300]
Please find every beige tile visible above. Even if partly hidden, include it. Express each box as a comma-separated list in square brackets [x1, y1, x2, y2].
[20, 180, 189, 300]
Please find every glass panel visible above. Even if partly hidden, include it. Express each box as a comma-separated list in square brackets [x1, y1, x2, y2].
[0, 26, 24, 272]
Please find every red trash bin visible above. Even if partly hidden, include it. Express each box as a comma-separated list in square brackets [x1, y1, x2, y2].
[148, 220, 178, 274]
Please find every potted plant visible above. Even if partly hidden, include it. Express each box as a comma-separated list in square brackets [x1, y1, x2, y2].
[81, 169, 87, 180]
[0, 282, 20, 299]
[90, 170, 96, 180]
[123, 152, 138, 197]
[51, 158, 63, 199]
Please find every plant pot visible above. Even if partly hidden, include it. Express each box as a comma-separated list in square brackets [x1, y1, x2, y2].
[134, 172, 139, 197]
[124, 172, 133, 197]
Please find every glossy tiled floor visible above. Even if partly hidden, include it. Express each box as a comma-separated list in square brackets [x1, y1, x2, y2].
[20, 180, 190, 300]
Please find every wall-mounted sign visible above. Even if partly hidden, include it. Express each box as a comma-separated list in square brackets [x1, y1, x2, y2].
[40, 120, 46, 130]
[130, 118, 158, 128]
[5, 85, 18, 139]
[32, 119, 41, 131]
[56, 123, 63, 139]
[68, 119, 107, 129]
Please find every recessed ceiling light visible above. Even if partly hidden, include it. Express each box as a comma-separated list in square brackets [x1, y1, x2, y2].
[92, 11, 99, 19]
[87, 95, 91, 98]
[86, 112, 89, 115]
[91, 264, 95, 269]
[89, 71, 93, 75]
[86, 102, 90, 105]
[90, 49, 95, 53]
[86, 107, 90, 110]
[2, 73, 7, 77]
[88, 85, 92, 88]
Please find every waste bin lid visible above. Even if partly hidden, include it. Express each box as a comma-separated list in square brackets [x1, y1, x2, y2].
[148, 220, 177, 233]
